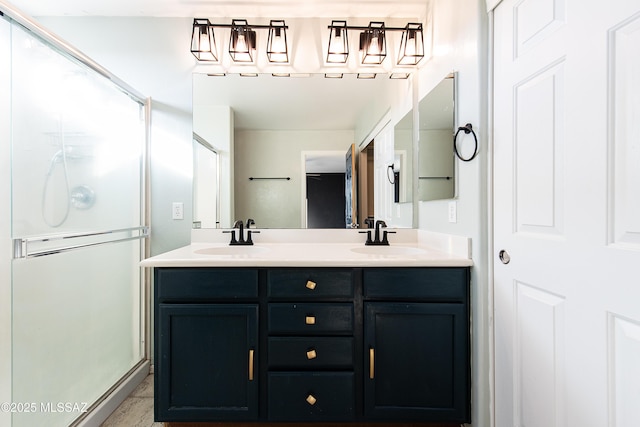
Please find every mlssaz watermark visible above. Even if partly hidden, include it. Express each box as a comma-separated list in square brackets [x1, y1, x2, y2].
[1, 402, 89, 413]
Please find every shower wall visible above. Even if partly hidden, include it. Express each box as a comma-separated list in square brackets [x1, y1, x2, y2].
[2, 14, 147, 427]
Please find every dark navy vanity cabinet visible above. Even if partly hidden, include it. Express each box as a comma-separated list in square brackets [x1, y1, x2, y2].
[154, 266, 470, 424]
[363, 268, 470, 422]
[155, 268, 260, 421]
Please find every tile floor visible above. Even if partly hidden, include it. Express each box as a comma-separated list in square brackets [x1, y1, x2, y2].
[100, 374, 161, 427]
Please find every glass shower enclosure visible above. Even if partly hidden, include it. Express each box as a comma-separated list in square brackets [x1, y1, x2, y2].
[1, 6, 148, 427]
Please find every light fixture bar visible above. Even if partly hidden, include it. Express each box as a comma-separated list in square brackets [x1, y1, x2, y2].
[327, 21, 425, 66]
[327, 24, 414, 32]
[191, 18, 289, 63]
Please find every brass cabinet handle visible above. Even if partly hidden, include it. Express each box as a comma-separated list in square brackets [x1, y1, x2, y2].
[306, 349, 317, 360]
[305, 315, 316, 325]
[249, 349, 255, 381]
[369, 347, 375, 379]
[306, 394, 317, 405]
[306, 280, 317, 290]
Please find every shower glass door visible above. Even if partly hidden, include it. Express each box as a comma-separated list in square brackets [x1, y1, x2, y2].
[9, 21, 146, 427]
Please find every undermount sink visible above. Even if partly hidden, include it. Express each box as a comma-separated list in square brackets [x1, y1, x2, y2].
[194, 246, 270, 256]
[350, 246, 426, 256]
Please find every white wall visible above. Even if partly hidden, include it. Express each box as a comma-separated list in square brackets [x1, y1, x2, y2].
[234, 130, 353, 228]
[416, 1, 490, 426]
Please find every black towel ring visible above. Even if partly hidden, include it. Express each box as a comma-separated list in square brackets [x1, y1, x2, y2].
[386, 164, 396, 184]
[454, 123, 478, 162]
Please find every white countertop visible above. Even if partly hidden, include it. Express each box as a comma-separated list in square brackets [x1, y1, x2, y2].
[140, 229, 473, 268]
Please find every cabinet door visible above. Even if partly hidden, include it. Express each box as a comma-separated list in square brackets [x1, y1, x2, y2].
[156, 304, 259, 421]
[364, 302, 470, 422]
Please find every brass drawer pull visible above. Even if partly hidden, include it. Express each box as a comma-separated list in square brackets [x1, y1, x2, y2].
[369, 347, 375, 379]
[249, 349, 255, 381]
[305, 315, 316, 325]
[306, 349, 317, 360]
[306, 394, 317, 405]
[306, 280, 317, 290]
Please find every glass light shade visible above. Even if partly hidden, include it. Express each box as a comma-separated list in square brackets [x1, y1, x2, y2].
[267, 20, 289, 63]
[190, 18, 218, 61]
[327, 20, 349, 63]
[398, 23, 424, 65]
[229, 19, 257, 62]
[360, 22, 386, 65]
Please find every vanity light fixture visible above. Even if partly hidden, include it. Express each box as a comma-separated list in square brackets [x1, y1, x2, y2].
[229, 19, 257, 62]
[397, 23, 424, 65]
[190, 19, 217, 61]
[190, 18, 289, 63]
[267, 20, 289, 63]
[359, 22, 386, 64]
[326, 20, 425, 66]
[327, 20, 349, 63]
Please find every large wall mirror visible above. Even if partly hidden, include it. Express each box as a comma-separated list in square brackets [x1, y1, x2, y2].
[192, 73, 411, 229]
[418, 73, 456, 201]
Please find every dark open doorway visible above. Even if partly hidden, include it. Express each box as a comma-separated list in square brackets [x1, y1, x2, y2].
[306, 173, 346, 228]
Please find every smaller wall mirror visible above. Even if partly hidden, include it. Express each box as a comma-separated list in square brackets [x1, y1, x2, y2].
[418, 73, 456, 201]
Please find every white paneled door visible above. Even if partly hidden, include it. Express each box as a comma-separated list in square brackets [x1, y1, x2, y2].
[493, 1, 640, 427]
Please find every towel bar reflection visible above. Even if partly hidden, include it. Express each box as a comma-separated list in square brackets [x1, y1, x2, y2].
[249, 177, 291, 180]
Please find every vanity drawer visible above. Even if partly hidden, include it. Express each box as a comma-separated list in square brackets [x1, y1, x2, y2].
[363, 268, 468, 302]
[268, 303, 354, 335]
[269, 337, 354, 369]
[268, 372, 355, 421]
[155, 268, 258, 301]
[267, 269, 354, 300]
